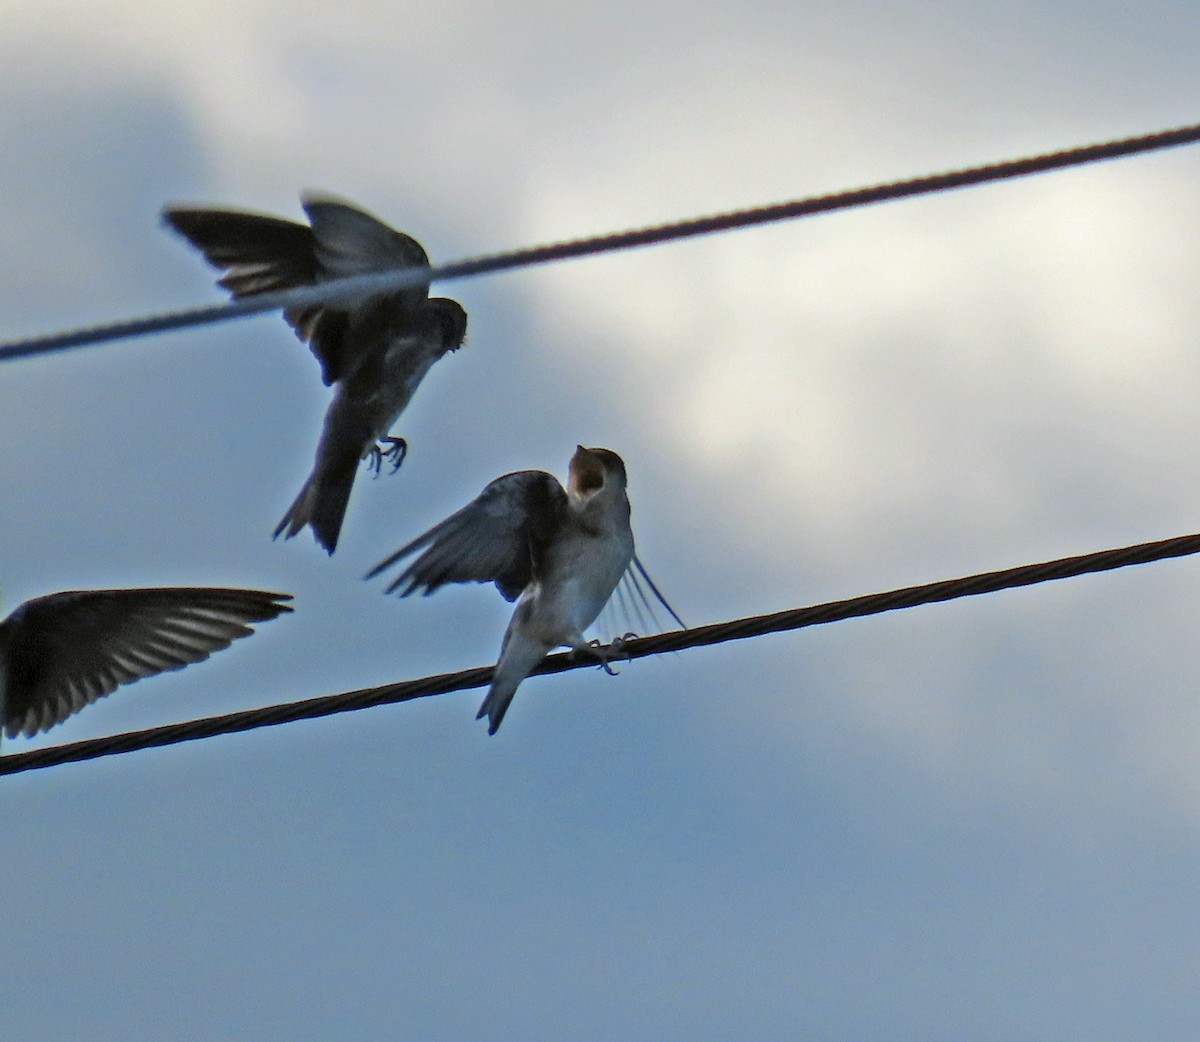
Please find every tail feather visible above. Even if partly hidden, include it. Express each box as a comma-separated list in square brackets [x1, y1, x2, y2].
[273, 476, 316, 543]
[478, 626, 552, 735]
[274, 452, 359, 555]
[308, 464, 357, 554]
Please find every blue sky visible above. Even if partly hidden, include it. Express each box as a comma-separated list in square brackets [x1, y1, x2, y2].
[2, 1, 1200, 1038]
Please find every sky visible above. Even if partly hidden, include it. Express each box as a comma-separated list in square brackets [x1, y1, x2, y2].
[2, 1, 1200, 1038]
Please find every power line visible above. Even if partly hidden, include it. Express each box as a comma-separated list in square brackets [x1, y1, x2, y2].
[2, 121, 1199, 364]
[3, 527, 1198, 777]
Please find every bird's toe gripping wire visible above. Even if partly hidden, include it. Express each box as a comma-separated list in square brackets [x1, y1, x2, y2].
[575, 633, 638, 675]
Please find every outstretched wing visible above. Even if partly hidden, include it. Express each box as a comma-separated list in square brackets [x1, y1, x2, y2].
[629, 553, 686, 629]
[365, 471, 568, 601]
[301, 195, 429, 284]
[0, 588, 293, 739]
[161, 206, 320, 296]
[163, 195, 431, 385]
[163, 203, 350, 381]
[600, 553, 687, 635]
[297, 196, 431, 381]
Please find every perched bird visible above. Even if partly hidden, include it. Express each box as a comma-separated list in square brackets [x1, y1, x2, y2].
[0, 587, 292, 741]
[366, 446, 683, 734]
[163, 195, 468, 553]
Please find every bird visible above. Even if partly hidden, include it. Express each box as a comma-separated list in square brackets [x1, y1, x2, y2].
[0, 586, 292, 741]
[162, 194, 468, 554]
[365, 446, 683, 734]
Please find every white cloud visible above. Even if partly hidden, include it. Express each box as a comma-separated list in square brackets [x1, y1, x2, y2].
[518, 160, 1200, 546]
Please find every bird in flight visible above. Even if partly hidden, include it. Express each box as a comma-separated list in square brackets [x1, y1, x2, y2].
[0, 586, 292, 740]
[366, 446, 683, 734]
[163, 194, 467, 553]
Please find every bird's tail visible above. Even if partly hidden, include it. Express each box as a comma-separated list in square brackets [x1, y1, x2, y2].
[477, 627, 552, 735]
[273, 446, 360, 555]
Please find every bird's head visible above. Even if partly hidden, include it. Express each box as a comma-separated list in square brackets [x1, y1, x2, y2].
[568, 445, 627, 502]
[426, 297, 468, 355]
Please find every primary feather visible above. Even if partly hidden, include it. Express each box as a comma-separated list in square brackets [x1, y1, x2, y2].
[0, 587, 292, 739]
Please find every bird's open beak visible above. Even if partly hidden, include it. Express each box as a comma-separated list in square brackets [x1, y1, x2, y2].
[568, 445, 606, 498]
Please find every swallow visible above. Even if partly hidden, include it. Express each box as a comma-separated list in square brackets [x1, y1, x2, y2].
[366, 446, 683, 734]
[0, 587, 292, 741]
[163, 195, 468, 553]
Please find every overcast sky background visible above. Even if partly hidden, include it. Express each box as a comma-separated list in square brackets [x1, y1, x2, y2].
[2, 1, 1200, 1038]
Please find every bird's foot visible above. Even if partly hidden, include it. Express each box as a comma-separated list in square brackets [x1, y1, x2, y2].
[366, 437, 408, 477]
[382, 436, 408, 473]
[576, 634, 637, 675]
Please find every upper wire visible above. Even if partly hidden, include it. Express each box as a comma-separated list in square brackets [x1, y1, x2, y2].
[2, 122, 1199, 363]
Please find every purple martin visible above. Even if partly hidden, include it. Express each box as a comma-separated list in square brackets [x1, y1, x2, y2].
[163, 195, 467, 554]
[0, 587, 291, 740]
[366, 446, 683, 734]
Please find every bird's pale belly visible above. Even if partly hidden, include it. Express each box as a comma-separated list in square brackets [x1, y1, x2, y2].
[534, 540, 632, 643]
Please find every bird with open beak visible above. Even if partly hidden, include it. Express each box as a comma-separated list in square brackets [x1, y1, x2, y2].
[163, 195, 467, 554]
[366, 446, 683, 733]
[0, 587, 292, 741]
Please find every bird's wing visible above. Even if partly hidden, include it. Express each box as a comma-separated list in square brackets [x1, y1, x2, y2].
[301, 195, 430, 281]
[0, 588, 292, 739]
[162, 204, 354, 383]
[163, 198, 429, 385]
[598, 554, 687, 638]
[629, 553, 686, 629]
[365, 471, 568, 601]
[161, 207, 320, 295]
[299, 197, 433, 380]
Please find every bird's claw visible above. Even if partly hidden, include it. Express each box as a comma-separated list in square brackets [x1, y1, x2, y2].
[383, 437, 408, 473]
[576, 634, 637, 675]
[366, 437, 408, 478]
[605, 632, 638, 671]
[589, 637, 614, 666]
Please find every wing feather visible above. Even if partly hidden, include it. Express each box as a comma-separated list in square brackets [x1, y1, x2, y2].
[365, 471, 568, 601]
[1, 588, 292, 738]
[596, 555, 686, 639]
[162, 208, 320, 295]
[163, 196, 430, 386]
[301, 196, 430, 279]
[630, 553, 686, 629]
